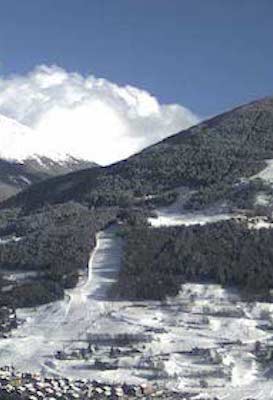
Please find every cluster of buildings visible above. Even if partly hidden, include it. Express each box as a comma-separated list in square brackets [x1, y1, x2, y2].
[0, 367, 162, 399]
[233, 213, 273, 230]
[0, 306, 17, 338]
[0, 366, 232, 399]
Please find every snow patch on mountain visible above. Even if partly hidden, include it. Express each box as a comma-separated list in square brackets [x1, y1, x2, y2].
[254, 159, 273, 182]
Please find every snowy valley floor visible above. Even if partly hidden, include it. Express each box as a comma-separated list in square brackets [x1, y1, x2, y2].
[1, 214, 273, 399]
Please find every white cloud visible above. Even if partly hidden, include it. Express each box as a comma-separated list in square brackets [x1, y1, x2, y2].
[0, 65, 199, 165]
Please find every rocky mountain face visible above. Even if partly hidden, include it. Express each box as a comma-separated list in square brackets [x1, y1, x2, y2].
[3, 96, 273, 212]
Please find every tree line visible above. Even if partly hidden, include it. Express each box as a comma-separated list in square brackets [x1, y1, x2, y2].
[112, 220, 273, 300]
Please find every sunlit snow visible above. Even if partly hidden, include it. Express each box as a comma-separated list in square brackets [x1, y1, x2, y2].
[1, 225, 273, 398]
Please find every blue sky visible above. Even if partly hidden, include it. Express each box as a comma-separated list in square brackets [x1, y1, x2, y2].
[0, 0, 272, 118]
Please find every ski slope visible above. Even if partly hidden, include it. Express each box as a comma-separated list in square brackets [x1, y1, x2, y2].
[1, 225, 273, 398]
[0, 226, 124, 375]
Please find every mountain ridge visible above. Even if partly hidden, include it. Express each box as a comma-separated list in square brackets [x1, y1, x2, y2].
[0, 114, 97, 200]
[2, 95, 273, 211]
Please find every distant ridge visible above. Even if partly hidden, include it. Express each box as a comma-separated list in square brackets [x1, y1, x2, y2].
[0, 114, 97, 200]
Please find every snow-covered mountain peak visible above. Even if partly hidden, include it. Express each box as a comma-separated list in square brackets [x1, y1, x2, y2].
[0, 113, 97, 201]
[0, 114, 37, 162]
[0, 114, 76, 164]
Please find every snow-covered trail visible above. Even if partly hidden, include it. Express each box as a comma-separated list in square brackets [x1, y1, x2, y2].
[0, 225, 123, 375]
[148, 200, 234, 228]
[149, 208, 233, 227]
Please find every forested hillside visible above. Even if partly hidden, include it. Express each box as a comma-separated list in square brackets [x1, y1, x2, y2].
[0, 203, 117, 307]
[113, 220, 273, 301]
[2, 96, 273, 212]
[2, 96, 273, 309]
